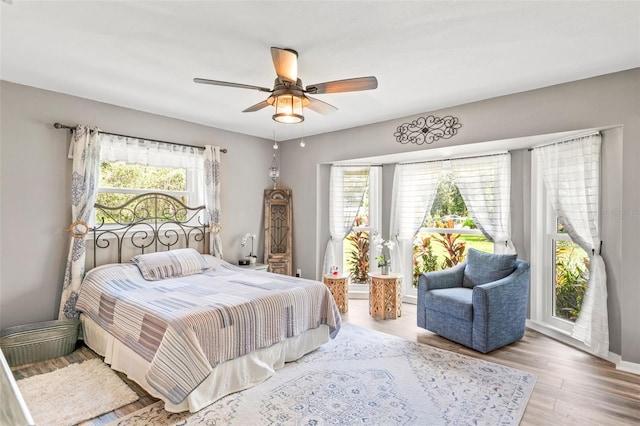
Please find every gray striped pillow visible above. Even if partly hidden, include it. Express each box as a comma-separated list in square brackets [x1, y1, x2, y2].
[132, 248, 210, 281]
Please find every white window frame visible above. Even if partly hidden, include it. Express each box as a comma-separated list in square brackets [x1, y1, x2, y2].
[405, 166, 495, 300]
[337, 167, 381, 299]
[96, 142, 205, 231]
[530, 153, 588, 342]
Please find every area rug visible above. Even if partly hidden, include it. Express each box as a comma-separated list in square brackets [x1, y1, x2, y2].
[108, 324, 535, 425]
[17, 358, 139, 426]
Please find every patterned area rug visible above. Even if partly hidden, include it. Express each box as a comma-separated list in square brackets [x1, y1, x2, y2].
[109, 324, 536, 425]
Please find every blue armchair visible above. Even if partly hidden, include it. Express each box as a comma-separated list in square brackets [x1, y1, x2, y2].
[417, 249, 530, 353]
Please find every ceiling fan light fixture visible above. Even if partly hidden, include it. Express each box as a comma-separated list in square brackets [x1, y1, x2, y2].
[272, 94, 304, 124]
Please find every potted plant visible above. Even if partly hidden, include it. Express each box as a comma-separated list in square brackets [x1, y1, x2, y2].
[241, 233, 257, 264]
[372, 232, 395, 275]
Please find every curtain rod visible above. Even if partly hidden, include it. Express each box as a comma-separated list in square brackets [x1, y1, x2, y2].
[398, 151, 508, 166]
[53, 123, 228, 153]
[528, 131, 600, 152]
[330, 164, 383, 168]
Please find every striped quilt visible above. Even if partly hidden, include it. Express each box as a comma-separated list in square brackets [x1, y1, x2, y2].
[76, 257, 341, 404]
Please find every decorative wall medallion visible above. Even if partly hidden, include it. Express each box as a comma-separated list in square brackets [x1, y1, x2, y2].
[394, 115, 462, 145]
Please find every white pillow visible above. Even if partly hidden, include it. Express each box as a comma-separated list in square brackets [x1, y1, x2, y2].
[131, 248, 210, 281]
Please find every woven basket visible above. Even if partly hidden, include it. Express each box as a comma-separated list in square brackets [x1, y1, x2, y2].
[0, 319, 80, 367]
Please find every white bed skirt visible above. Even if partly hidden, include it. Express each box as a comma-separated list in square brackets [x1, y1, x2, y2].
[80, 314, 330, 413]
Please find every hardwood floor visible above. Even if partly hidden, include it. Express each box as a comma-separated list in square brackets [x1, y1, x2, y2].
[11, 299, 640, 425]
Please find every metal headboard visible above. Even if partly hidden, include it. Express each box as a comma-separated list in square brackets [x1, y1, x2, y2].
[90, 192, 209, 267]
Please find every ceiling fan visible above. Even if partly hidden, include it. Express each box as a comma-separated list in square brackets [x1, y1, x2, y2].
[194, 47, 378, 124]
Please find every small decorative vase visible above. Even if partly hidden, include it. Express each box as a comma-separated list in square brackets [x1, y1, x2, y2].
[381, 264, 390, 275]
[249, 256, 257, 264]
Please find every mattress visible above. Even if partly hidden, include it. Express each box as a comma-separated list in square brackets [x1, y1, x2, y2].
[76, 253, 340, 412]
[81, 314, 330, 413]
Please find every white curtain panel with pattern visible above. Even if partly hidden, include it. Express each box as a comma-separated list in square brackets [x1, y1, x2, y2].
[390, 161, 443, 281]
[204, 146, 223, 258]
[60, 126, 102, 319]
[323, 165, 370, 275]
[450, 153, 515, 254]
[536, 133, 608, 358]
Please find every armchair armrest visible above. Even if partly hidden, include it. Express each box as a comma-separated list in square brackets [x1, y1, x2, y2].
[418, 262, 466, 292]
[471, 260, 530, 353]
[472, 260, 529, 298]
[416, 262, 466, 329]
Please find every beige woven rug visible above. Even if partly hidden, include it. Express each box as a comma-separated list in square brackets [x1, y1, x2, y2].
[17, 358, 138, 425]
[109, 324, 536, 425]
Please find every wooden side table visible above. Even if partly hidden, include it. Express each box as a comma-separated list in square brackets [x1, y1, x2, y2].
[323, 274, 349, 313]
[368, 273, 402, 320]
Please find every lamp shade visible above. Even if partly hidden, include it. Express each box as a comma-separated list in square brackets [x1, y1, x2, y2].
[273, 94, 304, 124]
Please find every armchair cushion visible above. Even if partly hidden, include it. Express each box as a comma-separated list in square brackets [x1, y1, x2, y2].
[426, 288, 473, 321]
[462, 248, 517, 288]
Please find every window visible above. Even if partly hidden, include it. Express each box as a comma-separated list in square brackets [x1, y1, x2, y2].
[533, 169, 591, 333]
[340, 167, 380, 283]
[392, 154, 511, 302]
[324, 165, 380, 290]
[412, 169, 491, 287]
[343, 186, 371, 283]
[531, 148, 594, 334]
[551, 218, 590, 324]
[96, 163, 189, 223]
[95, 134, 204, 224]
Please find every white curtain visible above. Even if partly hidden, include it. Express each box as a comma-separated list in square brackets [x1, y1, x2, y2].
[204, 146, 223, 258]
[100, 134, 203, 168]
[100, 133, 205, 205]
[390, 161, 443, 280]
[323, 165, 370, 275]
[59, 126, 101, 319]
[450, 153, 515, 254]
[536, 133, 608, 358]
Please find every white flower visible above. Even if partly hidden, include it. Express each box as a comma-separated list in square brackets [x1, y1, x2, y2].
[241, 233, 256, 247]
[372, 232, 394, 266]
[372, 232, 393, 251]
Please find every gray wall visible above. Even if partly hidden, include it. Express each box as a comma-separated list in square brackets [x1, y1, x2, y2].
[278, 69, 639, 364]
[1, 70, 638, 366]
[0, 81, 275, 329]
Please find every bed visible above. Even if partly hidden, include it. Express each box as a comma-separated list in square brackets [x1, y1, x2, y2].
[75, 193, 341, 413]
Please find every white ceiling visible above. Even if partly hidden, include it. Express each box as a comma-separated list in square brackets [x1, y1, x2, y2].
[1, 1, 639, 141]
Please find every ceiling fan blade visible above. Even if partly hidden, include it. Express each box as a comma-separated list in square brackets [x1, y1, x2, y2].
[271, 47, 298, 84]
[194, 78, 272, 93]
[305, 95, 338, 115]
[242, 100, 271, 113]
[306, 76, 378, 94]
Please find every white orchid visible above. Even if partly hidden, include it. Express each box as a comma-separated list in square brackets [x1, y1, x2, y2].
[372, 232, 394, 266]
[240, 233, 256, 247]
[241, 233, 256, 257]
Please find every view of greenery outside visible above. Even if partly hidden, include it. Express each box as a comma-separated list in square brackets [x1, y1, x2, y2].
[96, 162, 187, 223]
[411, 171, 491, 286]
[345, 217, 370, 283]
[342, 170, 493, 286]
[344, 185, 370, 283]
[554, 238, 590, 322]
[339, 169, 589, 319]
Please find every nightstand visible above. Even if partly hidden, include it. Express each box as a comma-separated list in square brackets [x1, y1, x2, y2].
[238, 262, 269, 272]
[368, 273, 402, 320]
[323, 274, 349, 313]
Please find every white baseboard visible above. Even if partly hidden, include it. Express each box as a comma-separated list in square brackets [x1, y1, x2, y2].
[348, 284, 369, 300]
[614, 357, 640, 375]
[526, 319, 640, 375]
